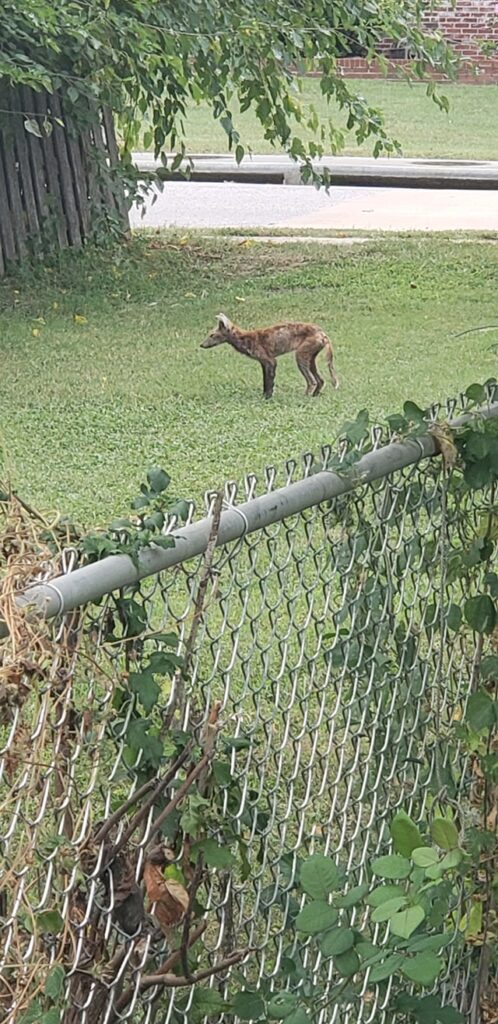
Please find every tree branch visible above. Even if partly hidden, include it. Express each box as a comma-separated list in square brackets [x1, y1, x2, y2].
[139, 947, 253, 990]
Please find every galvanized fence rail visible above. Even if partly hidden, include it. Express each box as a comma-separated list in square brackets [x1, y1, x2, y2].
[1, 392, 497, 1024]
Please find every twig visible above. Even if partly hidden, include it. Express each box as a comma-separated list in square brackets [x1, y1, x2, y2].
[143, 752, 212, 854]
[96, 742, 193, 859]
[164, 491, 223, 729]
[180, 855, 205, 981]
[112, 921, 207, 1016]
[453, 324, 498, 338]
[11, 490, 50, 525]
[139, 947, 253, 990]
[94, 778, 159, 844]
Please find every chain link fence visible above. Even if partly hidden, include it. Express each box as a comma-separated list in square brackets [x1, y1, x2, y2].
[1, 391, 496, 1024]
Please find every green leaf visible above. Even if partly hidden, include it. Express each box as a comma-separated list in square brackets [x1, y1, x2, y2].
[224, 735, 251, 751]
[147, 467, 171, 493]
[45, 964, 66, 1001]
[19, 1002, 42, 1024]
[369, 953, 405, 983]
[465, 691, 497, 731]
[371, 854, 411, 880]
[151, 535, 175, 551]
[35, 909, 64, 934]
[334, 948, 361, 977]
[411, 847, 439, 868]
[179, 792, 210, 834]
[431, 819, 459, 851]
[371, 896, 408, 923]
[191, 988, 229, 1021]
[403, 400, 426, 425]
[401, 953, 444, 986]
[267, 993, 298, 1019]
[464, 594, 497, 634]
[405, 933, 452, 953]
[212, 760, 231, 786]
[285, 1012, 310, 1024]
[148, 650, 181, 675]
[367, 884, 405, 907]
[24, 118, 43, 137]
[340, 408, 369, 444]
[333, 883, 370, 909]
[480, 654, 498, 680]
[232, 991, 265, 1020]
[192, 838, 235, 869]
[128, 670, 160, 712]
[41, 1012, 61, 1024]
[319, 926, 355, 957]
[464, 459, 492, 490]
[446, 604, 462, 631]
[424, 862, 446, 881]
[300, 855, 339, 899]
[437, 1007, 466, 1024]
[389, 904, 425, 938]
[465, 383, 486, 403]
[295, 901, 338, 934]
[466, 432, 490, 459]
[390, 811, 423, 856]
[386, 413, 408, 433]
[169, 499, 190, 521]
[439, 848, 463, 871]
[356, 941, 380, 963]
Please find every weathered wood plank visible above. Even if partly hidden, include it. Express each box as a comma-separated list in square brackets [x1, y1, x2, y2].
[102, 107, 130, 234]
[92, 116, 116, 213]
[0, 142, 17, 265]
[33, 90, 68, 250]
[22, 87, 50, 227]
[2, 141, 27, 260]
[102, 107, 119, 167]
[1, 96, 27, 260]
[50, 93, 81, 248]
[61, 100, 91, 239]
[80, 126, 101, 238]
[13, 90, 40, 239]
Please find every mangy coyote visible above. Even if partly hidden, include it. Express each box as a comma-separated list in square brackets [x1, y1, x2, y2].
[200, 314, 339, 399]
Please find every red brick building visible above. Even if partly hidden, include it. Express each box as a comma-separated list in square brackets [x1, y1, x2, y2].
[338, 0, 498, 82]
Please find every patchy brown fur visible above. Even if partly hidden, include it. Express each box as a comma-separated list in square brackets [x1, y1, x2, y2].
[200, 314, 339, 399]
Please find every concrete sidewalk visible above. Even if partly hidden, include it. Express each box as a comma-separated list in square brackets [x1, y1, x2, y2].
[130, 181, 498, 232]
[133, 152, 498, 189]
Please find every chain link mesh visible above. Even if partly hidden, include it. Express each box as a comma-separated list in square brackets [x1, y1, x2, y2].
[0, 393, 491, 1023]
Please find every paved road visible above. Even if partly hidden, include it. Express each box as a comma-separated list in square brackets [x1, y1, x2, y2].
[130, 181, 498, 232]
[133, 152, 498, 188]
[130, 182, 367, 229]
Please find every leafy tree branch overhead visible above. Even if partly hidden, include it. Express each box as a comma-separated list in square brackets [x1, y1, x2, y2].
[0, 0, 455, 175]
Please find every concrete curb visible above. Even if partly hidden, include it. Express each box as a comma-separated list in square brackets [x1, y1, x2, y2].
[132, 152, 498, 189]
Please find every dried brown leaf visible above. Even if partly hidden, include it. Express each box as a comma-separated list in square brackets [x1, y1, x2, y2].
[144, 847, 189, 934]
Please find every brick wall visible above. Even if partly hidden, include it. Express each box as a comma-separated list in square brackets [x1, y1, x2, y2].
[337, 0, 498, 82]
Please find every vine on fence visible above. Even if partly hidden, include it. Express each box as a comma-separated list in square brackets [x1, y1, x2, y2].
[1, 384, 497, 1023]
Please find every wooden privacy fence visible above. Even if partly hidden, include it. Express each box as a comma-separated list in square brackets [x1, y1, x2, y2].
[0, 86, 129, 275]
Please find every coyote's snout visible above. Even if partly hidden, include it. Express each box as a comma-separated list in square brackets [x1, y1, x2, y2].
[200, 313, 339, 399]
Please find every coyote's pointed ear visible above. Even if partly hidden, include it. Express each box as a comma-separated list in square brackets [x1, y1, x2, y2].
[217, 313, 231, 330]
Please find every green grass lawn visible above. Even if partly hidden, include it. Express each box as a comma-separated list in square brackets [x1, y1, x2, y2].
[140, 79, 498, 160]
[1, 232, 497, 526]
